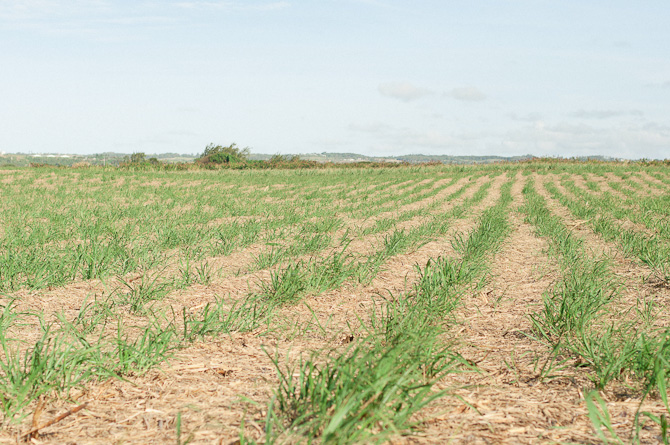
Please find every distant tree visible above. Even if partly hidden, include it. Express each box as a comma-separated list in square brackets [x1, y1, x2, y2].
[199, 143, 249, 164]
[130, 152, 146, 163]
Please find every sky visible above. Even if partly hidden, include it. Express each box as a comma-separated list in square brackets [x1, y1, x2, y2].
[1, 1, 669, 159]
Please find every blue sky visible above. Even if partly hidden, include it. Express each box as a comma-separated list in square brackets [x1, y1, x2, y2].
[1, 1, 669, 159]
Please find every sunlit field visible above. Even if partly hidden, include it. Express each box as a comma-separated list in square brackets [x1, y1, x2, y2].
[1, 163, 669, 443]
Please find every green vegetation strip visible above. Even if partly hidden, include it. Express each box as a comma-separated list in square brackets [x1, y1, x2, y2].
[250, 180, 514, 443]
[0, 169, 415, 291]
[545, 179, 670, 284]
[0, 171, 485, 423]
[0, 169, 478, 293]
[521, 179, 670, 443]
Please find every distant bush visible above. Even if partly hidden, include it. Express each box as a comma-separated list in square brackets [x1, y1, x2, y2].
[117, 143, 436, 171]
[197, 143, 250, 165]
[118, 152, 166, 169]
[639, 158, 670, 166]
[130, 152, 146, 164]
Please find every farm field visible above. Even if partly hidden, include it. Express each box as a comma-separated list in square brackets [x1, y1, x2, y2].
[1, 163, 669, 443]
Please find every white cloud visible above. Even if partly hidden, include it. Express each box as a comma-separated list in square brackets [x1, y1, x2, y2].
[348, 0, 405, 11]
[174, 1, 289, 11]
[0, 1, 287, 23]
[502, 120, 670, 159]
[0, 0, 110, 20]
[446, 86, 486, 102]
[644, 80, 670, 89]
[348, 122, 392, 133]
[509, 112, 542, 122]
[103, 16, 177, 25]
[546, 122, 602, 136]
[569, 109, 643, 119]
[348, 120, 495, 154]
[378, 82, 432, 102]
[0, 0, 287, 35]
[251, 1, 289, 11]
[176, 106, 200, 113]
[349, 117, 670, 160]
[396, 130, 458, 148]
[165, 130, 198, 137]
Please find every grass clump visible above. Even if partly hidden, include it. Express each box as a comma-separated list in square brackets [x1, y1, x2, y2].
[265, 335, 460, 444]
[0, 328, 104, 422]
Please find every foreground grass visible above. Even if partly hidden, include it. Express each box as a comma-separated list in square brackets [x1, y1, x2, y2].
[250, 180, 514, 443]
[522, 178, 670, 443]
[0, 163, 669, 442]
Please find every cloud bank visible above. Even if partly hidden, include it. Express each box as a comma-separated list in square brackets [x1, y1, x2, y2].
[446, 86, 486, 102]
[378, 82, 432, 102]
[569, 109, 643, 119]
[174, 1, 290, 11]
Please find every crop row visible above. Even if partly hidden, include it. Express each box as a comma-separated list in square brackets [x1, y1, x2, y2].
[0, 169, 487, 292]
[522, 179, 670, 443]
[0, 164, 668, 443]
[0, 171, 502, 427]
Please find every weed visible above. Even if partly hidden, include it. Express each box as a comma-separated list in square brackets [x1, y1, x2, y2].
[265, 335, 462, 443]
[117, 269, 172, 313]
[113, 320, 178, 375]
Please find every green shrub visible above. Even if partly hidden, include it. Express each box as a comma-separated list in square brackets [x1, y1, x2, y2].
[198, 143, 249, 164]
